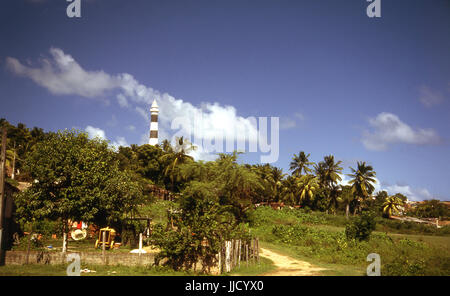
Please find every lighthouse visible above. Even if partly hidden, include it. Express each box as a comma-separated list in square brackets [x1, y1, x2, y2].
[149, 99, 159, 145]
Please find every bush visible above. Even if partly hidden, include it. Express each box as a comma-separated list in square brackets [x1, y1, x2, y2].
[149, 181, 248, 273]
[384, 255, 427, 276]
[345, 211, 376, 241]
[248, 206, 327, 227]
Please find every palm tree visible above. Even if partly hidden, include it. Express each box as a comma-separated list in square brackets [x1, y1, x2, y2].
[296, 174, 319, 205]
[315, 155, 343, 213]
[281, 176, 298, 205]
[322, 155, 343, 186]
[290, 151, 314, 177]
[340, 185, 354, 219]
[159, 136, 197, 193]
[382, 195, 404, 218]
[347, 161, 377, 215]
[160, 139, 173, 153]
[268, 167, 286, 202]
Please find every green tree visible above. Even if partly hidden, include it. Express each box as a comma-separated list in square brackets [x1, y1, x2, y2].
[382, 195, 404, 218]
[14, 129, 144, 242]
[159, 136, 197, 193]
[281, 175, 298, 205]
[347, 161, 377, 215]
[408, 199, 448, 219]
[340, 185, 355, 219]
[296, 174, 319, 206]
[314, 155, 343, 213]
[345, 211, 377, 241]
[269, 167, 285, 202]
[150, 180, 245, 273]
[289, 151, 314, 177]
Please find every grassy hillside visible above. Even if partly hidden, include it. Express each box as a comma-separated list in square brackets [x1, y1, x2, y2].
[248, 206, 450, 276]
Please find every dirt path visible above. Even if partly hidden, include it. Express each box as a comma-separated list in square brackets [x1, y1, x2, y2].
[259, 248, 326, 276]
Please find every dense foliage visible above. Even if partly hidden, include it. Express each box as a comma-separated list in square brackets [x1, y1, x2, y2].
[14, 129, 144, 232]
[345, 211, 377, 241]
[2, 119, 448, 275]
[252, 206, 449, 276]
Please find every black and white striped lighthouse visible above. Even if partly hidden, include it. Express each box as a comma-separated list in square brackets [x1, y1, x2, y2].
[149, 99, 159, 145]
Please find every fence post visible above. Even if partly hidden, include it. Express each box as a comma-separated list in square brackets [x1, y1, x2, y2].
[102, 231, 106, 264]
[218, 243, 222, 274]
[245, 243, 248, 267]
[231, 239, 235, 269]
[225, 241, 230, 273]
[238, 240, 241, 268]
[233, 240, 237, 268]
[62, 233, 67, 254]
[252, 239, 255, 264]
[256, 238, 260, 264]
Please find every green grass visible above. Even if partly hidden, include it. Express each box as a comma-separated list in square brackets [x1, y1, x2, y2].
[0, 260, 273, 276]
[248, 206, 450, 276]
[227, 257, 276, 276]
[138, 200, 176, 224]
[0, 264, 195, 276]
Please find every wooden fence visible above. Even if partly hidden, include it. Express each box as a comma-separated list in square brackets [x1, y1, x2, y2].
[217, 238, 259, 274]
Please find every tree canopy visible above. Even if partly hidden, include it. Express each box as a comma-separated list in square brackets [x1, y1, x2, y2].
[14, 129, 144, 229]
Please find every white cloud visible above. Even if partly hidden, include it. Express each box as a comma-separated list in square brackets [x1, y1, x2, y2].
[279, 112, 305, 130]
[135, 106, 149, 121]
[85, 126, 128, 150]
[85, 125, 106, 140]
[117, 94, 129, 108]
[6, 48, 265, 161]
[338, 173, 433, 201]
[6, 48, 120, 98]
[111, 136, 129, 150]
[419, 85, 445, 107]
[383, 184, 433, 201]
[280, 117, 296, 130]
[361, 112, 441, 151]
[294, 112, 305, 121]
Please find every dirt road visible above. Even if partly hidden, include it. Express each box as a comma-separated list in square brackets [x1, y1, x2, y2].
[259, 248, 326, 276]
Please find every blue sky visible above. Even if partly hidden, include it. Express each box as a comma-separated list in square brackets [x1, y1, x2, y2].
[0, 0, 449, 201]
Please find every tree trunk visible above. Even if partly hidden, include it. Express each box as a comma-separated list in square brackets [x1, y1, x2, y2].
[345, 203, 350, 219]
[62, 220, 68, 253]
[11, 144, 16, 180]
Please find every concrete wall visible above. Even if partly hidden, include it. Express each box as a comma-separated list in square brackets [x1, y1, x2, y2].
[5, 251, 156, 266]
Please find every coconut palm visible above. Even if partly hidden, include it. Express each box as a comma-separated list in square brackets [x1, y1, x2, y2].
[297, 174, 319, 205]
[315, 155, 343, 213]
[382, 195, 404, 218]
[281, 175, 298, 205]
[159, 136, 197, 192]
[322, 155, 343, 186]
[289, 151, 314, 177]
[347, 161, 377, 215]
[340, 185, 354, 219]
[268, 167, 286, 202]
[160, 139, 173, 153]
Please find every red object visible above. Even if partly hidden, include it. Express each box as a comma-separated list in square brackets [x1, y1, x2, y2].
[77, 221, 82, 229]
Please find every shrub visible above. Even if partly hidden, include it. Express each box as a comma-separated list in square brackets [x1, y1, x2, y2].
[345, 211, 376, 241]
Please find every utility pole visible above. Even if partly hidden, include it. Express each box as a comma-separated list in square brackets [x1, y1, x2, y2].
[0, 128, 7, 265]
